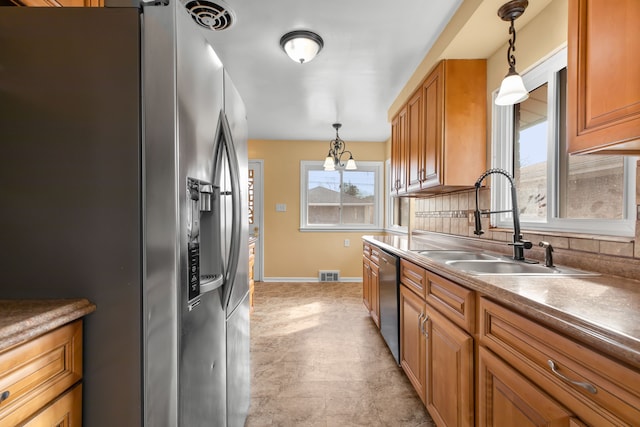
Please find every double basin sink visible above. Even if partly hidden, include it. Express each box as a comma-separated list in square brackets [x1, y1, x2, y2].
[413, 250, 599, 276]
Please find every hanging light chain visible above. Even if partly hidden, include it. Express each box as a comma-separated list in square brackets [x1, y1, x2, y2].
[506, 18, 518, 74]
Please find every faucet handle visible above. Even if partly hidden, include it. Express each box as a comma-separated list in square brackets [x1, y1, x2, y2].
[539, 241, 555, 267]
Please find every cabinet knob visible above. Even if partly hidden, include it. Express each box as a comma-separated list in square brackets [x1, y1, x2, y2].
[0, 390, 10, 403]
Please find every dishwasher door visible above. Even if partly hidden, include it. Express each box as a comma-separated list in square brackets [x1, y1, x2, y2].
[378, 249, 400, 365]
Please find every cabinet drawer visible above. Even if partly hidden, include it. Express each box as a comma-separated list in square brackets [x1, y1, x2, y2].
[426, 271, 474, 333]
[479, 298, 640, 425]
[0, 321, 83, 426]
[370, 246, 381, 265]
[363, 242, 371, 259]
[400, 259, 426, 299]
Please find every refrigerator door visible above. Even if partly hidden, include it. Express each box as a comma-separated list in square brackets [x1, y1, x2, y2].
[221, 71, 250, 315]
[222, 71, 251, 427]
[174, 4, 226, 427]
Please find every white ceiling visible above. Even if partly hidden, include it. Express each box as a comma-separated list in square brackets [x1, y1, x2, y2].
[197, 0, 550, 143]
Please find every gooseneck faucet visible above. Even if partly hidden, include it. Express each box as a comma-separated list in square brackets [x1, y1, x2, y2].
[473, 168, 532, 261]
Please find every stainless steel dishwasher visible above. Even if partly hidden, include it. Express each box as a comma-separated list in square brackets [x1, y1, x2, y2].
[378, 249, 400, 365]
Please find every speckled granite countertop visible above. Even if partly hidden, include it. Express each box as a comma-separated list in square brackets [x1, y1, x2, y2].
[0, 299, 96, 353]
[364, 234, 640, 370]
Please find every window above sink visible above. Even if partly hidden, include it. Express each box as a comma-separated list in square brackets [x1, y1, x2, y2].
[491, 47, 637, 238]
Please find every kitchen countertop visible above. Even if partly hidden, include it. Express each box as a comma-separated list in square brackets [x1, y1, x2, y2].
[0, 299, 96, 353]
[364, 234, 640, 370]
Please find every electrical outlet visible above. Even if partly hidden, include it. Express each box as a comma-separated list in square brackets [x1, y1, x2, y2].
[275, 203, 286, 212]
[344, 239, 350, 247]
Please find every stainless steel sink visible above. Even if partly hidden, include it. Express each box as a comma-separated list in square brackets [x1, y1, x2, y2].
[445, 260, 599, 276]
[412, 250, 502, 262]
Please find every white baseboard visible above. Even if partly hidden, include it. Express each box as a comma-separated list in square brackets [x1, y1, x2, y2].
[260, 277, 362, 283]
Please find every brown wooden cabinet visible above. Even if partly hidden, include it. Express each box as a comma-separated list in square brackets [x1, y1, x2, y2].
[0, 320, 84, 426]
[391, 106, 407, 194]
[399, 283, 426, 403]
[478, 346, 576, 427]
[16, 0, 103, 6]
[249, 240, 256, 314]
[391, 59, 487, 195]
[362, 243, 380, 328]
[568, 0, 640, 154]
[425, 307, 474, 427]
[399, 259, 474, 426]
[479, 297, 640, 426]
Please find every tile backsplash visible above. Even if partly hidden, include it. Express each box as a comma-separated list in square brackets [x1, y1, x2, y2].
[411, 161, 640, 280]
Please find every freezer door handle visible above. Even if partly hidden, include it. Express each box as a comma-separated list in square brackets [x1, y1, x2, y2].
[216, 111, 242, 310]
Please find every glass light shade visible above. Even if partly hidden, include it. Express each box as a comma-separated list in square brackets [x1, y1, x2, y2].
[495, 73, 529, 106]
[323, 156, 335, 170]
[345, 158, 357, 170]
[282, 37, 321, 64]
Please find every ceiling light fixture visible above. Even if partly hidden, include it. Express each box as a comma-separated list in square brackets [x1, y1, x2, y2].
[323, 123, 357, 171]
[279, 30, 324, 64]
[495, 0, 529, 106]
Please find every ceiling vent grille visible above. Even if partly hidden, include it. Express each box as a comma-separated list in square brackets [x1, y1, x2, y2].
[184, 0, 235, 31]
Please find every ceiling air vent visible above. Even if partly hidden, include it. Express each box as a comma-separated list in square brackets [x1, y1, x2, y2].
[183, 0, 235, 31]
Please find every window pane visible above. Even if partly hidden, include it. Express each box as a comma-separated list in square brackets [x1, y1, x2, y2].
[563, 156, 625, 219]
[308, 170, 340, 224]
[393, 197, 410, 227]
[342, 170, 375, 225]
[514, 83, 548, 222]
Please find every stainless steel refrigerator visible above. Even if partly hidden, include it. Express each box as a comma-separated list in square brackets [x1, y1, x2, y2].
[0, 2, 250, 426]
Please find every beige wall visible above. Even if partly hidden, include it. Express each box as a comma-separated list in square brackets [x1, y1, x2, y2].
[249, 139, 386, 280]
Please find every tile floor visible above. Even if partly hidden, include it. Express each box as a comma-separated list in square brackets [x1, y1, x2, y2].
[246, 281, 436, 427]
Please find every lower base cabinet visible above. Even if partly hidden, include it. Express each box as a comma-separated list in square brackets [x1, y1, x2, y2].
[365, 242, 639, 427]
[478, 346, 578, 427]
[426, 307, 474, 427]
[23, 383, 82, 427]
[400, 284, 426, 402]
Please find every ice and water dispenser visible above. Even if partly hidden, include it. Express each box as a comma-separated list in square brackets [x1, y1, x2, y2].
[187, 177, 224, 308]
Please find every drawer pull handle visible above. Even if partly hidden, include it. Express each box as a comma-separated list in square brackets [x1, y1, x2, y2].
[421, 315, 429, 338]
[0, 390, 9, 403]
[547, 360, 597, 394]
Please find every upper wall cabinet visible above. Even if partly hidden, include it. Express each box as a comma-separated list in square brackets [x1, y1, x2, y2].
[15, 0, 103, 6]
[568, 0, 640, 154]
[391, 59, 487, 195]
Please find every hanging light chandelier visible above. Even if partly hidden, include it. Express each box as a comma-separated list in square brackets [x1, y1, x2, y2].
[495, 0, 529, 106]
[323, 123, 357, 171]
[279, 30, 324, 64]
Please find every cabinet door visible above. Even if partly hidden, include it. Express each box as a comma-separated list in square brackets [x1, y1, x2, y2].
[370, 262, 380, 328]
[399, 285, 426, 402]
[425, 307, 474, 427]
[407, 88, 423, 191]
[362, 256, 371, 312]
[391, 106, 407, 194]
[22, 383, 82, 427]
[568, 0, 640, 154]
[478, 347, 576, 427]
[421, 63, 443, 189]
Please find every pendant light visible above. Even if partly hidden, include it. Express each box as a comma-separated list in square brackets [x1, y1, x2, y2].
[323, 123, 357, 171]
[279, 30, 324, 64]
[495, 0, 529, 106]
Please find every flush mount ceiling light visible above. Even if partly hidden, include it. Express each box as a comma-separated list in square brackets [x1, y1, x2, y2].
[495, 0, 529, 106]
[279, 30, 324, 64]
[323, 123, 357, 171]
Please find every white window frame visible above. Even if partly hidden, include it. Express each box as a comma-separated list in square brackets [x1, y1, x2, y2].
[492, 46, 636, 237]
[300, 160, 384, 231]
[385, 159, 408, 233]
